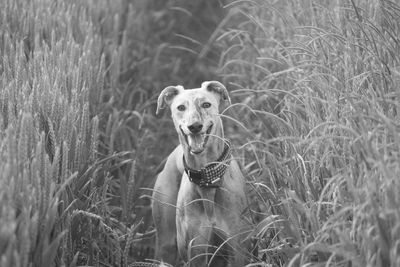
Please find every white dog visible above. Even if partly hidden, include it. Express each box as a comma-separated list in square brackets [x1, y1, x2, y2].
[152, 81, 249, 266]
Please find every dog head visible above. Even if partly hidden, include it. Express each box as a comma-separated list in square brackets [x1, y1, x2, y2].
[157, 81, 231, 154]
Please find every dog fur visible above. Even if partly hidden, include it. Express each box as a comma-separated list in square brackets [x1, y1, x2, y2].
[152, 81, 249, 266]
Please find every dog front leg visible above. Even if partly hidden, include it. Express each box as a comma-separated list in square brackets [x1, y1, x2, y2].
[152, 171, 181, 264]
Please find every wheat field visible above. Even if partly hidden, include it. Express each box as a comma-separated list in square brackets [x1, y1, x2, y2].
[0, 0, 399, 266]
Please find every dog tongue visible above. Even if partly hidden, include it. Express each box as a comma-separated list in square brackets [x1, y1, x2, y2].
[188, 134, 204, 153]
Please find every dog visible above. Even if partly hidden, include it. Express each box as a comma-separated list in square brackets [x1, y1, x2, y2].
[152, 81, 250, 266]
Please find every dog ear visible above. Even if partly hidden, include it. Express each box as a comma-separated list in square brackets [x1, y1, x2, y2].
[156, 85, 183, 115]
[202, 81, 231, 110]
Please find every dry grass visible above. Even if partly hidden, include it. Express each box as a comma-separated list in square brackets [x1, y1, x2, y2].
[0, 0, 399, 266]
[218, 0, 400, 266]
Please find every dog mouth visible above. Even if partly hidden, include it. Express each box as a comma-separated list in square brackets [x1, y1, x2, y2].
[181, 123, 213, 154]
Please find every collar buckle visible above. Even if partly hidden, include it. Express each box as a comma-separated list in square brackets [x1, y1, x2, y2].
[186, 169, 203, 183]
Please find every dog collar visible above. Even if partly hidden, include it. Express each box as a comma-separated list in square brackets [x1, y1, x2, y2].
[183, 141, 231, 188]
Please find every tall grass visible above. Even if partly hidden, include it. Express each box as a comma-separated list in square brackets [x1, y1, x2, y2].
[218, 0, 400, 266]
[0, 0, 109, 264]
[0, 0, 132, 265]
[1, 0, 228, 266]
[1, 0, 400, 266]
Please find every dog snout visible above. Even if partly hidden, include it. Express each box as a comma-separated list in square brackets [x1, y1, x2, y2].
[188, 122, 203, 134]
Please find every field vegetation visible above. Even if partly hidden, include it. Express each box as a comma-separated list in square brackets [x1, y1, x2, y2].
[0, 0, 399, 266]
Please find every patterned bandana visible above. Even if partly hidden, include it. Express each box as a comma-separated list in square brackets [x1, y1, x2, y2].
[183, 141, 231, 188]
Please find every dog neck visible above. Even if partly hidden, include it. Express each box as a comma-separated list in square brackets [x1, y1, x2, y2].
[179, 119, 226, 219]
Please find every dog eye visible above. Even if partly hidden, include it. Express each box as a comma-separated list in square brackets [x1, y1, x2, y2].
[177, 105, 186, 111]
[202, 102, 211, 108]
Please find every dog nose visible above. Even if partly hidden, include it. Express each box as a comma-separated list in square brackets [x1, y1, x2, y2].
[188, 122, 203, 134]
